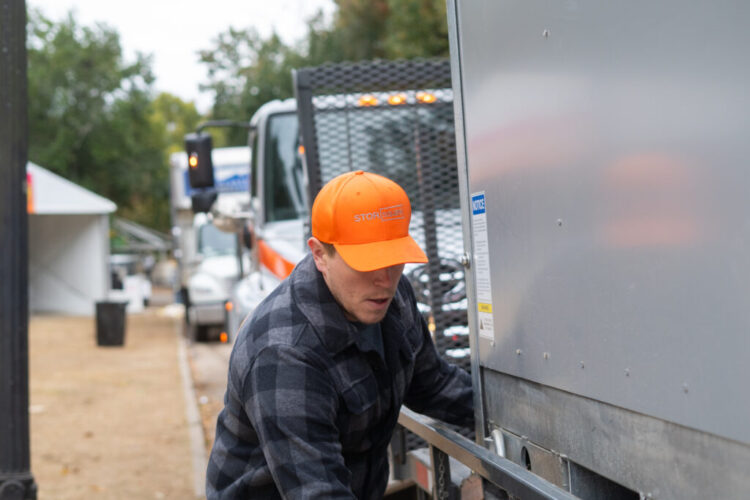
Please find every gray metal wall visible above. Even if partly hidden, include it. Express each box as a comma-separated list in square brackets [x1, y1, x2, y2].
[450, 0, 750, 496]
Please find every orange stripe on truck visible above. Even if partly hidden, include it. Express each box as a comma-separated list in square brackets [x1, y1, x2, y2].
[258, 239, 296, 280]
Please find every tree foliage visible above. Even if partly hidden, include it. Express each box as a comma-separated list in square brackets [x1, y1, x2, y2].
[199, 29, 304, 145]
[327, 0, 391, 60]
[150, 92, 202, 154]
[383, 0, 449, 58]
[27, 10, 200, 231]
[198, 0, 450, 130]
[26, 2, 451, 232]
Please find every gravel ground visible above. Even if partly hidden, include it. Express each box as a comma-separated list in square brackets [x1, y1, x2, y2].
[29, 305, 203, 500]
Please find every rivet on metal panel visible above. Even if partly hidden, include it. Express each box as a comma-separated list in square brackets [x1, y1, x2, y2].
[682, 383, 689, 394]
[625, 368, 631, 377]
[543, 352, 550, 360]
[460, 252, 470, 268]
[543, 29, 551, 38]
[580, 361, 585, 369]
[557, 218, 563, 227]
[516, 349, 522, 355]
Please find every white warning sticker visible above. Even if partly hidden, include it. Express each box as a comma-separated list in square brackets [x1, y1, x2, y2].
[471, 192, 494, 340]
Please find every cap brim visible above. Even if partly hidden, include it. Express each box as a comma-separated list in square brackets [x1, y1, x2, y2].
[334, 235, 428, 272]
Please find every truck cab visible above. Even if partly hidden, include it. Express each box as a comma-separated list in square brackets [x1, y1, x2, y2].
[170, 146, 251, 341]
[225, 99, 308, 337]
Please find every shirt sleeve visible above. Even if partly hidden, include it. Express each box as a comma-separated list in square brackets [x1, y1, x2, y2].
[403, 306, 475, 428]
[243, 343, 357, 499]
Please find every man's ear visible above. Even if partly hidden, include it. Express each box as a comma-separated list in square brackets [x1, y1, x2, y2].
[307, 237, 328, 275]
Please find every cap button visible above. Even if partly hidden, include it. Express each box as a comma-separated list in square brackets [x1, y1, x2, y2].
[355, 170, 364, 175]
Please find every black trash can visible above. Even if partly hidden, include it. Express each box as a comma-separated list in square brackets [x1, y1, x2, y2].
[95, 301, 128, 346]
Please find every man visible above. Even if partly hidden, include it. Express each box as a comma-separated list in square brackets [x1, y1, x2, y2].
[207, 170, 473, 499]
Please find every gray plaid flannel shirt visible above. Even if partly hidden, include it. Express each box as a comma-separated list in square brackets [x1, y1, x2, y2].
[206, 254, 474, 499]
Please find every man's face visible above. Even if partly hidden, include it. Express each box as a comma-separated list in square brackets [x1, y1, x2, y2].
[309, 238, 405, 324]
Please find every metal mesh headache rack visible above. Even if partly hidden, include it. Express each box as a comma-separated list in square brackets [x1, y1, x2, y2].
[294, 59, 469, 371]
[293, 59, 473, 449]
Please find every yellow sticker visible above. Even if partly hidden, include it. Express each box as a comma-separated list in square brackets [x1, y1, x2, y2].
[477, 303, 493, 313]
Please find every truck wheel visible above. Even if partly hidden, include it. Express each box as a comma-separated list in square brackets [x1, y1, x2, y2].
[188, 322, 210, 342]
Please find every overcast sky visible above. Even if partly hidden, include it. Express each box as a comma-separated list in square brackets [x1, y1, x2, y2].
[29, 0, 335, 113]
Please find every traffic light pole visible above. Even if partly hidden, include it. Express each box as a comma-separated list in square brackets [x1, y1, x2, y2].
[0, 1, 38, 499]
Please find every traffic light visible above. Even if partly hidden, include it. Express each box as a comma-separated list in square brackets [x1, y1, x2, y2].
[184, 132, 214, 189]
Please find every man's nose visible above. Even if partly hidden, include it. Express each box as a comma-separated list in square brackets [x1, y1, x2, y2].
[372, 267, 395, 287]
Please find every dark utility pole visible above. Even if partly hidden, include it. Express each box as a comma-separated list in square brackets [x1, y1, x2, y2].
[0, 1, 38, 499]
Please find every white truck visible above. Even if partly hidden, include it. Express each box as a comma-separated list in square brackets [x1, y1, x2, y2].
[215, 61, 465, 349]
[169, 146, 251, 341]
[222, 99, 309, 338]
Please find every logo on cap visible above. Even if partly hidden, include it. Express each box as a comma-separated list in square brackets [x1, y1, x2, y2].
[353, 204, 405, 223]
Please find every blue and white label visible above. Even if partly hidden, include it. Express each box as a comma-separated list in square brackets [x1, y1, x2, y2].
[183, 163, 250, 197]
[471, 193, 486, 215]
[470, 191, 494, 340]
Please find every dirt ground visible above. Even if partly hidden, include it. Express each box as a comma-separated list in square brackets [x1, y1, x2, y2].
[28, 295, 210, 500]
[27, 293, 412, 499]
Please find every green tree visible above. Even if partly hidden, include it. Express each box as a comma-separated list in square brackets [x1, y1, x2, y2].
[303, 0, 449, 62]
[383, 0, 449, 58]
[26, 9, 191, 231]
[150, 92, 202, 154]
[327, 0, 390, 60]
[304, 11, 348, 65]
[197, 0, 451, 131]
[199, 28, 302, 145]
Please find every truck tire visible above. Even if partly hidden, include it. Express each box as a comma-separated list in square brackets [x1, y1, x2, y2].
[188, 322, 210, 342]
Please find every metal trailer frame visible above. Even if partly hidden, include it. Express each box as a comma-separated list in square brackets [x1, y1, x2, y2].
[397, 408, 577, 500]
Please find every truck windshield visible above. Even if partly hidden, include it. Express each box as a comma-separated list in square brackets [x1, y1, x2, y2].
[264, 112, 306, 222]
[198, 223, 237, 257]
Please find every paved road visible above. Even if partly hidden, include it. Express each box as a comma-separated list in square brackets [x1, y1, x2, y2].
[187, 336, 233, 454]
[152, 286, 233, 454]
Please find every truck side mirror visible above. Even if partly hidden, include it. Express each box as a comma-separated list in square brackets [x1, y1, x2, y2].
[185, 132, 214, 189]
[191, 190, 217, 213]
[242, 223, 254, 250]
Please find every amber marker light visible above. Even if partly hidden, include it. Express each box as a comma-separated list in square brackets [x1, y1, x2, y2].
[298, 145, 305, 156]
[219, 332, 229, 343]
[357, 94, 378, 107]
[388, 93, 407, 105]
[428, 315, 436, 333]
[225, 301, 233, 312]
[416, 91, 437, 104]
[188, 152, 199, 168]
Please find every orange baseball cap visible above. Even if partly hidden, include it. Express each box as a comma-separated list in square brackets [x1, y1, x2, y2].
[311, 170, 428, 272]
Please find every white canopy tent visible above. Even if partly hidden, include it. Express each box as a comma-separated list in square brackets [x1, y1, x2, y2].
[27, 162, 116, 315]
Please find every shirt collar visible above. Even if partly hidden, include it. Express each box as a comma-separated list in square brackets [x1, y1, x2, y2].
[290, 254, 410, 355]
